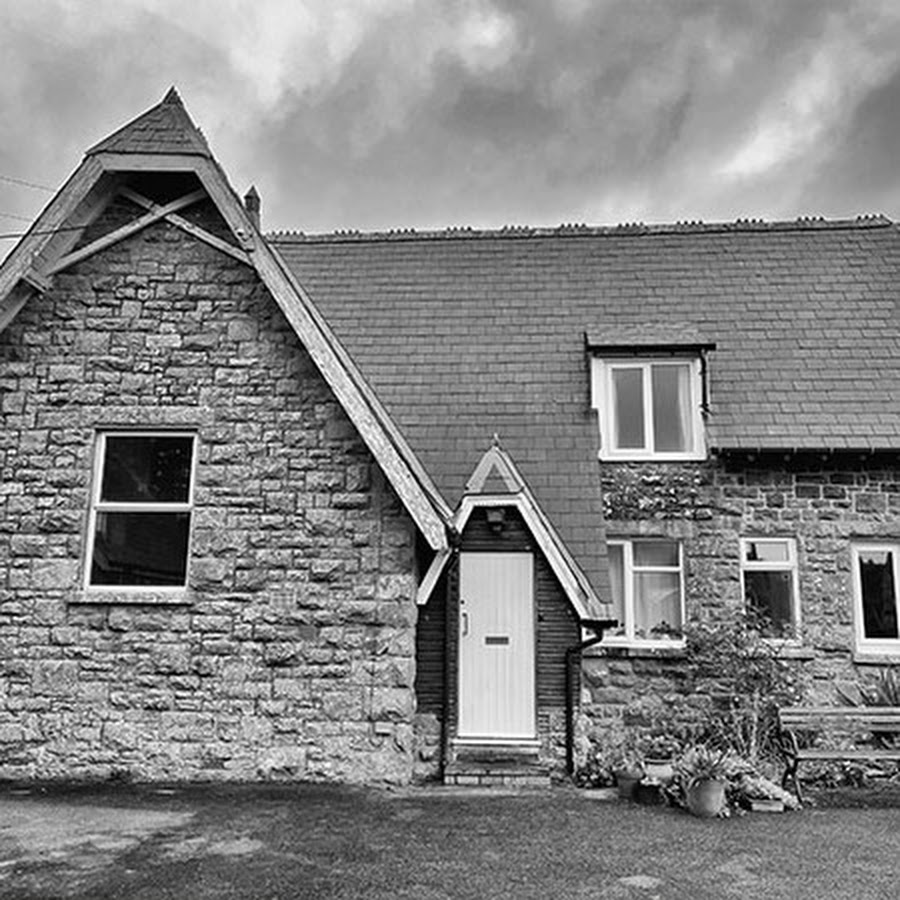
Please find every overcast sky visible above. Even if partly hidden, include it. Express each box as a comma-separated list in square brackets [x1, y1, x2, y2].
[3, 0, 900, 252]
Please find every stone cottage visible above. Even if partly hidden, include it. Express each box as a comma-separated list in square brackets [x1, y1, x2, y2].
[1, 90, 899, 785]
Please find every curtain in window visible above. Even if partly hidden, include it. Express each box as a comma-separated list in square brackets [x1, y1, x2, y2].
[859, 551, 898, 639]
[651, 364, 691, 453]
[612, 368, 645, 449]
[634, 572, 681, 638]
[607, 545, 626, 635]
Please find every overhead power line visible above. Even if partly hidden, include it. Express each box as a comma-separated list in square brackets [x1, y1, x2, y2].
[0, 172, 54, 192]
[0, 223, 86, 241]
[0, 210, 36, 223]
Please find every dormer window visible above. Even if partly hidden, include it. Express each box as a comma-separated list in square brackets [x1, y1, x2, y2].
[586, 328, 714, 462]
[591, 357, 705, 461]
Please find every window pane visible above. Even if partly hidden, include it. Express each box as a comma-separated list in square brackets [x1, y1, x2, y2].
[608, 544, 625, 631]
[651, 364, 691, 453]
[634, 572, 681, 638]
[745, 540, 789, 563]
[633, 541, 679, 568]
[612, 368, 645, 449]
[859, 550, 899, 640]
[744, 571, 793, 636]
[101, 436, 193, 503]
[90, 512, 190, 586]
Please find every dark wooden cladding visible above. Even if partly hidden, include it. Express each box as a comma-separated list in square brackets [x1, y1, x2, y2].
[414, 505, 580, 727]
[446, 558, 459, 737]
[458, 506, 534, 553]
[461, 506, 579, 709]
[535, 551, 580, 708]
[414, 569, 446, 715]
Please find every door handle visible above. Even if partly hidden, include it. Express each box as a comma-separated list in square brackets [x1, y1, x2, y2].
[461, 611, 469, 636]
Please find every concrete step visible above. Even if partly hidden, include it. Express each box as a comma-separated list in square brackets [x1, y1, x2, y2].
[444, 743, 550, 786]
[443, 767, 551, 787]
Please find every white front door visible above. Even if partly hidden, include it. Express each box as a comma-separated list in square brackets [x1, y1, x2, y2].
[458, 552, 535, 739]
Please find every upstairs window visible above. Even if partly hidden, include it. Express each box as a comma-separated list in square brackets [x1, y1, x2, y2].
[591, 357, 705, 460]
[852, 543, 900, 655]
[86, 433, 196, 589]
[607, 538, 684, 644]
[740, 538, 800, 639]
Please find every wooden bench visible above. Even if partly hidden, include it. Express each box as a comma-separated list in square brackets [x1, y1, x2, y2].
[779, 706, 900, 801]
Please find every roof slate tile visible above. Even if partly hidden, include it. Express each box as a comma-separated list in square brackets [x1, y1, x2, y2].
[87, 88, 212, 158]
[272, 218, 900, 586]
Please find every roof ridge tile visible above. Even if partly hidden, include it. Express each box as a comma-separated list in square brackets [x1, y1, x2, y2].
[268, 214, 894, 245]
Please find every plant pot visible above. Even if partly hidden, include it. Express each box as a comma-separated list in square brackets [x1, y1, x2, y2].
[643, 758, 675, 786]
[615, 771, 641, 800]
[686, 778, 726, 818]
[634, 780, 665, 806]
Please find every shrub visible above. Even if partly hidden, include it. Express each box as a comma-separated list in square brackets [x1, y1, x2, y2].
[683, 612, 803, 766]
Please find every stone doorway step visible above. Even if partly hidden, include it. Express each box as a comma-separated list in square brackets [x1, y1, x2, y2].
[444, 741, 550, 787]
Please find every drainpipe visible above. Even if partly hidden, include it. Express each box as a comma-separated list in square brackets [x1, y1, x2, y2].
[566, 618, 617, 777]
[440, 533, 461, 780]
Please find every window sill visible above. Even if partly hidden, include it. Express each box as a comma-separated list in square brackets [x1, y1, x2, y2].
[597, 452, 707, 463]
[586, 642, 686, 660]
[766, 645, 815, 660]
[71, 588, 194, 606]
[853, 649, 900, 665]
[584, 642, 814, 662]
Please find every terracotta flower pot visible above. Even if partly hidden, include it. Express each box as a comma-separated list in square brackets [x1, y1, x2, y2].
[686, 778, 726, 817]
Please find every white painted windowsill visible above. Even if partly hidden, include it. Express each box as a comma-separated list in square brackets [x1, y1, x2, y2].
[586, 641, 686, 659]
[71, 588, 194, 606]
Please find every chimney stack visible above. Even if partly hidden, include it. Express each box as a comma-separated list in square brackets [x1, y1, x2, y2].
[244, 186, 261, 231]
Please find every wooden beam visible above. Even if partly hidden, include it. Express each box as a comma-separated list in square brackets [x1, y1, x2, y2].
[166, 213, 251, 265]
[23, 269, 51, 293]
[46, 189, 206, 275]
[0, 156, 104, 301]
[416, 549, 451, 605]
[32, 173, 126, 276]
[194, 159, 257, 249]
[94, 152, 205, 172]
[120, 187, 251, 266]
[0, 283, 32, 334]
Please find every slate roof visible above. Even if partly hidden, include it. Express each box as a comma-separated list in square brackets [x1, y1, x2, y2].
[87, 88, 212, 158]
[273, 217, 900, 584]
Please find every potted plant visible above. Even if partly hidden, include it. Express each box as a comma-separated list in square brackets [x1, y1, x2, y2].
[573, 745, 617, 798]
[613, 747, 644, 800]
[736, 773, 800, 812]
[675, 745, 731, 817]
[639, 734, 682, 786]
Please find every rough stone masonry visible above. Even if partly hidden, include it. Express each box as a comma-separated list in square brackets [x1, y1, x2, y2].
[0, 199, 421, 783]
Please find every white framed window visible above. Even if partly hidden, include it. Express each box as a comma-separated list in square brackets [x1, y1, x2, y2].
[607, 539, 684, 644]
[852, 543, 900, 655]
[591, 357, 705, 461]
[740, 538, 800, 639]
[85, 432, 197, 589]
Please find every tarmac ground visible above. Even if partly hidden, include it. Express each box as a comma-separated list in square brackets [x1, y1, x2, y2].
[0, 782, 898, 899]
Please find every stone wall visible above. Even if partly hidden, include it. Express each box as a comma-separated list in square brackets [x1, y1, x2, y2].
[0, 200, 419, 783]
[578, 454, 900, 755]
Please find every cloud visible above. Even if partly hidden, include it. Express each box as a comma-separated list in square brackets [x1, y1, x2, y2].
[3, 0, 900, 248]
[718, 3, 900, 181]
